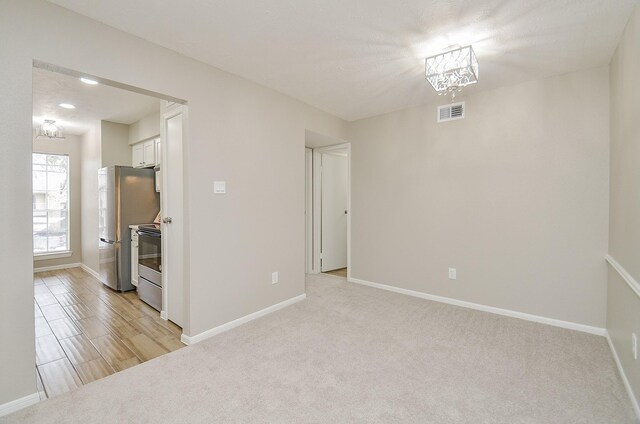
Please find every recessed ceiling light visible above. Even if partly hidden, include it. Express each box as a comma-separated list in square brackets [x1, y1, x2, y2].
[59, 103, 75, 109]
[80, 77, 98, 85]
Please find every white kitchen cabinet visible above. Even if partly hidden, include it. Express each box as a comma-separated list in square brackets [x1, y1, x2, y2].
[132, 138, 159, 168]
[143, 140, 155, 165]
[154, 138, 161, 166]
[132, 143, 144, 168]
[131, 228, 139, 287]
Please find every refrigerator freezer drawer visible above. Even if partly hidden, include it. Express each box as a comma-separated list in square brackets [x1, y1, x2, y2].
[138, 277, 162, 311]
[98, 239, 117, 290]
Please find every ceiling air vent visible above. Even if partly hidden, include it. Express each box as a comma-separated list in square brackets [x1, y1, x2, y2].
[437, 101, 465, 123]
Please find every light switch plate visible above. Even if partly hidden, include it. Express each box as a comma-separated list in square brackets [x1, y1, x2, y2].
[214, 181, 226, 194]
[448, 267, 457, 280]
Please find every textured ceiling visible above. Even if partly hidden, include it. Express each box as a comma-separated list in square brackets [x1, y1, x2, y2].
[48, 0, 636, 121]
[33, 67, 160, 135]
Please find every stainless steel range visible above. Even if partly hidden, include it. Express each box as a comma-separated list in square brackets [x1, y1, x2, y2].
[137, 224, 162, 311]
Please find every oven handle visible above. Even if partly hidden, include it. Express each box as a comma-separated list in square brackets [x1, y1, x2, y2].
[137, 230, 161, 238]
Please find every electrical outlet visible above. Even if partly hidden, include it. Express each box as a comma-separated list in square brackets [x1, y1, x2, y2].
[213, 180, 226, 194]
[271, 272, 279, 285]
[448, 267, 457, 280]
[633, 333, 637, 360]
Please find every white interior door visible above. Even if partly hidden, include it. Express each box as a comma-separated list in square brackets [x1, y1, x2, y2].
[321, 152, 348, 271]
[162, 106, 185, 327]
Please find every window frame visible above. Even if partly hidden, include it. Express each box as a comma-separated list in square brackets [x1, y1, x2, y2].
[32, 152, 71, 258]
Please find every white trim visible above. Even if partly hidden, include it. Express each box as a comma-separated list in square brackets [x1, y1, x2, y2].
[181, 293, 306, 345]
[606, 331, 640, 420]
[605, 254, 640, 298]
[0, 392, 40, 417]
[33, 262, 80, 273]
[305, 147, 313, 274]
[311, 148, 322, 273]
[33, 251, 72, 261]
[128, 134, 160, 146]
[160, 310, 168, 320]
[348, 277, 606, 336]
[80, 263, 101, 280]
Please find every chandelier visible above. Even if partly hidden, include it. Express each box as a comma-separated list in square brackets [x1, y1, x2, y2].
[425, 45, 478, 101]
[36, 120, 65, 140]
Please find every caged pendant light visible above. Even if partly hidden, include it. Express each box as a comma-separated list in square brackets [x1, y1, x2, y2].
[425, 45, 478, 101]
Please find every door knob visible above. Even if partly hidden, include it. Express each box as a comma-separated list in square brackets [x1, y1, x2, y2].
[163, 217, 172, 224]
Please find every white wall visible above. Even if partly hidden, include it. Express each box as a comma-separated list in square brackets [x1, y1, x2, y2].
[608, 4, 640, 407]
[347, 67, 610, 328]
[129, 110, 160, 144]
[101, 120, 131, 167]
[32, 134, 83, 269]
[80, 124, 101, 274]
[0, 1, 37, 402]
[0, 0, 346, 406]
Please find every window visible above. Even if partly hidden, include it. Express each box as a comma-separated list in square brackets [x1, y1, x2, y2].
[33, 153, 69, 254]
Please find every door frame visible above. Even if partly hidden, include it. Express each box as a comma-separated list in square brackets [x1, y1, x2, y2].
[310, 142, 351, 279]
[305, 148, 313, 274]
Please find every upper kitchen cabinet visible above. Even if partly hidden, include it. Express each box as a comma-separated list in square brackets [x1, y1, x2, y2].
[155, 138, 161, 165]
[132, 138, 159, 168]
[129, 110, 161, 168]
[132, 143, 144, 167]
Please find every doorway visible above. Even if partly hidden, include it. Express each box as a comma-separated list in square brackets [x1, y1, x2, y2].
[31, 62, 188, 398]
[305, 138, 351, 280]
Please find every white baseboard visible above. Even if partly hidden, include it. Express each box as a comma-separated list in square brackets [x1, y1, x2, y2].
[606, 331, 640, 420]
[181, 293, 306, 345]
[0, 392, 40, 417]
[348, 277, 606, 336]
[33, 262, 80, 273]
[160, 310, 168, 320]
[80, 263, 100, 280]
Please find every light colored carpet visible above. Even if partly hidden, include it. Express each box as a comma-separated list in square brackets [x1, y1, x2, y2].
[3, 273, 636, 423]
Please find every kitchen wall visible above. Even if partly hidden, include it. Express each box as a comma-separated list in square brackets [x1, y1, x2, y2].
[32, 121, 140, 277]
[101, 120, 131, 167]
[129, 110, 160, 144]
[80, 117, 156, 274]
[347, 66, 610, 328]
[0, 0, 347, 406]
[608, 4, 640, 408]
[77, 115, 158, 280]
[80, 124, 101, 275]
[32, 134, 83, 269]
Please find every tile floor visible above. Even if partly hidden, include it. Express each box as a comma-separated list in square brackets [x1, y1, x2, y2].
[34, 267, 184, 399]
[322, 267, 347, 278]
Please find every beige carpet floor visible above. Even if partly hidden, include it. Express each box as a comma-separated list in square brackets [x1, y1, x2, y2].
[3, 273, 636, 423]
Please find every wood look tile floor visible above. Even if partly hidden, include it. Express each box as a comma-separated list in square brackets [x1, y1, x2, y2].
[33, 268, 184, 399]
[322, 267, 347, 278]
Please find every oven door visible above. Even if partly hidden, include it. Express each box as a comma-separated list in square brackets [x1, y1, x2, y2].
[138, 231, 162, 287]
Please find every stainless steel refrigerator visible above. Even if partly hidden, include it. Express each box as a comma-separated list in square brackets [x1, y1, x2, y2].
[98, 166, 159, 291]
